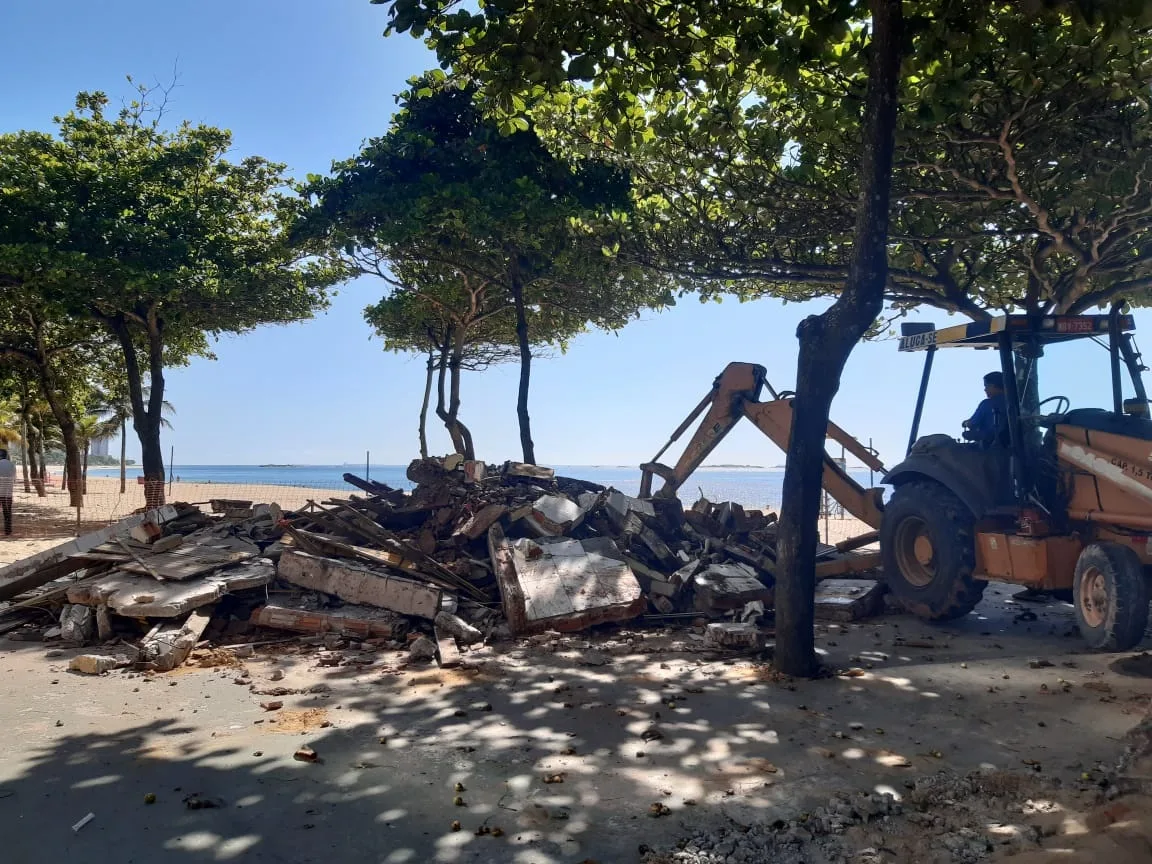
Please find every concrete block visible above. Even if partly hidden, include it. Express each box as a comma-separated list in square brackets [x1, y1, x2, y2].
[278, 549, 441, 619]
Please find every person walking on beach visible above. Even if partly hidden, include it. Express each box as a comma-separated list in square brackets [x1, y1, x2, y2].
[0, 449, 15, 535]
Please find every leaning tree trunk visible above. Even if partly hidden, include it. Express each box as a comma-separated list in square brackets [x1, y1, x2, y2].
[418, 348, 434, 460]
[34, 357, 83, 508]
[61, 451, 68, 492]
[120, 417, 127, 494]
[510, 262, 536, 464]
[446, 331, 476, 460]
[434, 340, 469, 456]
[774, 0, 903, 678]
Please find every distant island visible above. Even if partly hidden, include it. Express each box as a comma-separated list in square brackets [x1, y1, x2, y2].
[700, 464, 766, 469]
[259, 464, 295, 468]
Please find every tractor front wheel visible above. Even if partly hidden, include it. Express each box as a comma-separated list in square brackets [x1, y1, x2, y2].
[1073, 542, 1149, 651]
[880, 480, 986, 620]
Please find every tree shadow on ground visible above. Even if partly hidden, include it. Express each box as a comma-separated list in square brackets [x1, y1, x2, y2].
[0, 596, 1145, 864]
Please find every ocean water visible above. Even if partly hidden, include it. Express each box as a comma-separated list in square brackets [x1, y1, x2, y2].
[86, 463, 882, 511]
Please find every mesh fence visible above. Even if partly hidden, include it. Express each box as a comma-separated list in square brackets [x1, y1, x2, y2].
[0, 463, 879, 566]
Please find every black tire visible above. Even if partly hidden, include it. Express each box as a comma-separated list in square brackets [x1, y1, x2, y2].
[880, 480, 986, 620]
[1073, 542, 1149, 651]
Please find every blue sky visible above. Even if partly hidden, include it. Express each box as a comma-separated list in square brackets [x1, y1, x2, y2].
[0, 0, 1141, 470]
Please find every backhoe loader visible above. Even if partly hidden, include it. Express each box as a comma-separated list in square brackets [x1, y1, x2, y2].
[641, 308, 1152, 651]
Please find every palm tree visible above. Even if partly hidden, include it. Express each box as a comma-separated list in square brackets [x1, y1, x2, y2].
[93, 387, 174, 494]
[74, 414, 103, 495]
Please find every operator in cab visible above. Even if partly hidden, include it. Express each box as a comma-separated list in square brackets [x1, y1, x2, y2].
[962, 371, 1007, 448]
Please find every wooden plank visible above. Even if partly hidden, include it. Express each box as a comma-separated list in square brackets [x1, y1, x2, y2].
[835, 531, 880, 553]
[435, 628, 462, 668]
[814, 550, 883, 579]
[116, 537, 163, 580]
[117, 538, 259, 581]
[277, 549, 441, 619]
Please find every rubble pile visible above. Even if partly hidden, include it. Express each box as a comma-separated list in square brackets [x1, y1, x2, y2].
[0, 455, 881, 673]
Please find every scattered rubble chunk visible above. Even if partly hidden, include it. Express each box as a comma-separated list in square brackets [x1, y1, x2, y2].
[692, 563, 772, 614]
[813, 579, 885, 622]
[408, 635, 438, 662]
[434, 611, 483, 645]
[69, 653, 133, 675]
[705, 622, 766, 650]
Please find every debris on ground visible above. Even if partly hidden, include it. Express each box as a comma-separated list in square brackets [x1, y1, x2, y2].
[0, 454, 884, 677]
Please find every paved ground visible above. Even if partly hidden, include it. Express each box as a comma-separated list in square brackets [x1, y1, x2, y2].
[1, 585, 1149, 864]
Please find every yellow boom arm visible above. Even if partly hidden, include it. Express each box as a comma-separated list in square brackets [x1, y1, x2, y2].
[639, 362, 887, 529]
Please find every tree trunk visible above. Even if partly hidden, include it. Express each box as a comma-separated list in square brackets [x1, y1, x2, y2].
[33, 357, 83, 507]
[774, 0, 903, 678]
[82, 441, 90, 494]
[61, 451, 68, 492]
[120, 417, 127, 494]
[37, 433, 47, 483]
[18, 384, 31, 494]
[418, 349, 434, 460]
[510, 262, 536, 464]
[108, 312, 166, 506]
[434, 339, 468, 456]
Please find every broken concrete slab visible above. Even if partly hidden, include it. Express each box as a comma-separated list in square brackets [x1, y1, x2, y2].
[693, 563, 773, 614]
[117, 535, 261, 581]
[0, 505, 179, 601]
[253, 602, 410, 641]
[67, 559, 275, 617]
[150, 534, 184, 554]
[521, 495, 584, 537]
[813, 579, 885, 622]
[278, 549, 441, 620]
[488, 525, 644, 635]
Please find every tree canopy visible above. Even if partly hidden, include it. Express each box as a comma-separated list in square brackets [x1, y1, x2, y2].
[299, 79, 675, 461]
[0, 84, 344, 501]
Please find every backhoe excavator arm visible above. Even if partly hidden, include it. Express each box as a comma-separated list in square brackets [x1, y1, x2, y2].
[640, 362, 887, 530]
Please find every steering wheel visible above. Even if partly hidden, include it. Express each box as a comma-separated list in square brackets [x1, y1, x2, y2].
[1037, 395, 1070, 415]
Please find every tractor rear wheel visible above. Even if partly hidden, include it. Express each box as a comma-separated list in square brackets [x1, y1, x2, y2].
[1073, 542, 1149, 651]
[880, 480, 986, 620]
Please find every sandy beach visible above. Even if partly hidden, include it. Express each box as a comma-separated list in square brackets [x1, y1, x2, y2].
[0, 474, 354, 565]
